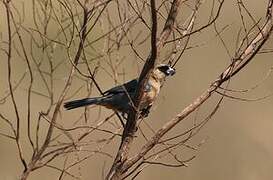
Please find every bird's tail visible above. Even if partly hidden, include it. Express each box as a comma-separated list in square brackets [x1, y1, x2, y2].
[64, 97, 104, 110]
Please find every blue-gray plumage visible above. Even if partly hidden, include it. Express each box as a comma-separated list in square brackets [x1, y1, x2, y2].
[64, 64, 175, 117]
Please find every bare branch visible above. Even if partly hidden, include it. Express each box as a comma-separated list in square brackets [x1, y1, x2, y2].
[124, 0, 273, 172]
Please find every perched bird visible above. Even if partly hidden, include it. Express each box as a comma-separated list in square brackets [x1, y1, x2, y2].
[64, 64, 175, 118]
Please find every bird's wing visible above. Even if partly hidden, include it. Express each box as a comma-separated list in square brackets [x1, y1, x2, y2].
[103, 79, 138, 95]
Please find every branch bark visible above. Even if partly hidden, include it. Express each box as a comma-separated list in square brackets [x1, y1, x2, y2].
[123, 0, 273, 174]
[106, 0, 182, 179]
[19, 4, 91, 180]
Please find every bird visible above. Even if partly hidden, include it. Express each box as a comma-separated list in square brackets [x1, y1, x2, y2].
[64, 64, 175, 118]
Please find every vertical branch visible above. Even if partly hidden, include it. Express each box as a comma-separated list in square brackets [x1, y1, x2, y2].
[3, 0, 27, 171]
[107, 0, 181, 179]
[20, 2, 93, 179]
[36, 5, 88, 158]
[9, 3, 35, 152]
[156, 0, 180, 50]
[124, 0, 273, 171]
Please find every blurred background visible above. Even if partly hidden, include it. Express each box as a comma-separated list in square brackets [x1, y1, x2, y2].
[0, 0, 273, 179]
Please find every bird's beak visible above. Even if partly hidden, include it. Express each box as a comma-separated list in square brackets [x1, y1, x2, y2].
[166, 67, 176, 76]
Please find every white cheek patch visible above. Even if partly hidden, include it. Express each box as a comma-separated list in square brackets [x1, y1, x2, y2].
[166, 68, 175, 76]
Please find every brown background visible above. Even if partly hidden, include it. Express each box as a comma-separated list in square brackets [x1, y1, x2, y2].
[0, 0, 273, 179]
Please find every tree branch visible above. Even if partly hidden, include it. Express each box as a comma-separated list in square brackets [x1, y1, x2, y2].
[124, 0, 273, 172]
[106, 0, 181, 179]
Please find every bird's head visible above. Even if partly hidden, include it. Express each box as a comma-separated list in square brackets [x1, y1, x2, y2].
[152, 64, 176, 82]
[157, 64, 176, 76]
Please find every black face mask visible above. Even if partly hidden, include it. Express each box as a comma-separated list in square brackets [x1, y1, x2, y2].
[158, 65, 176, 76]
